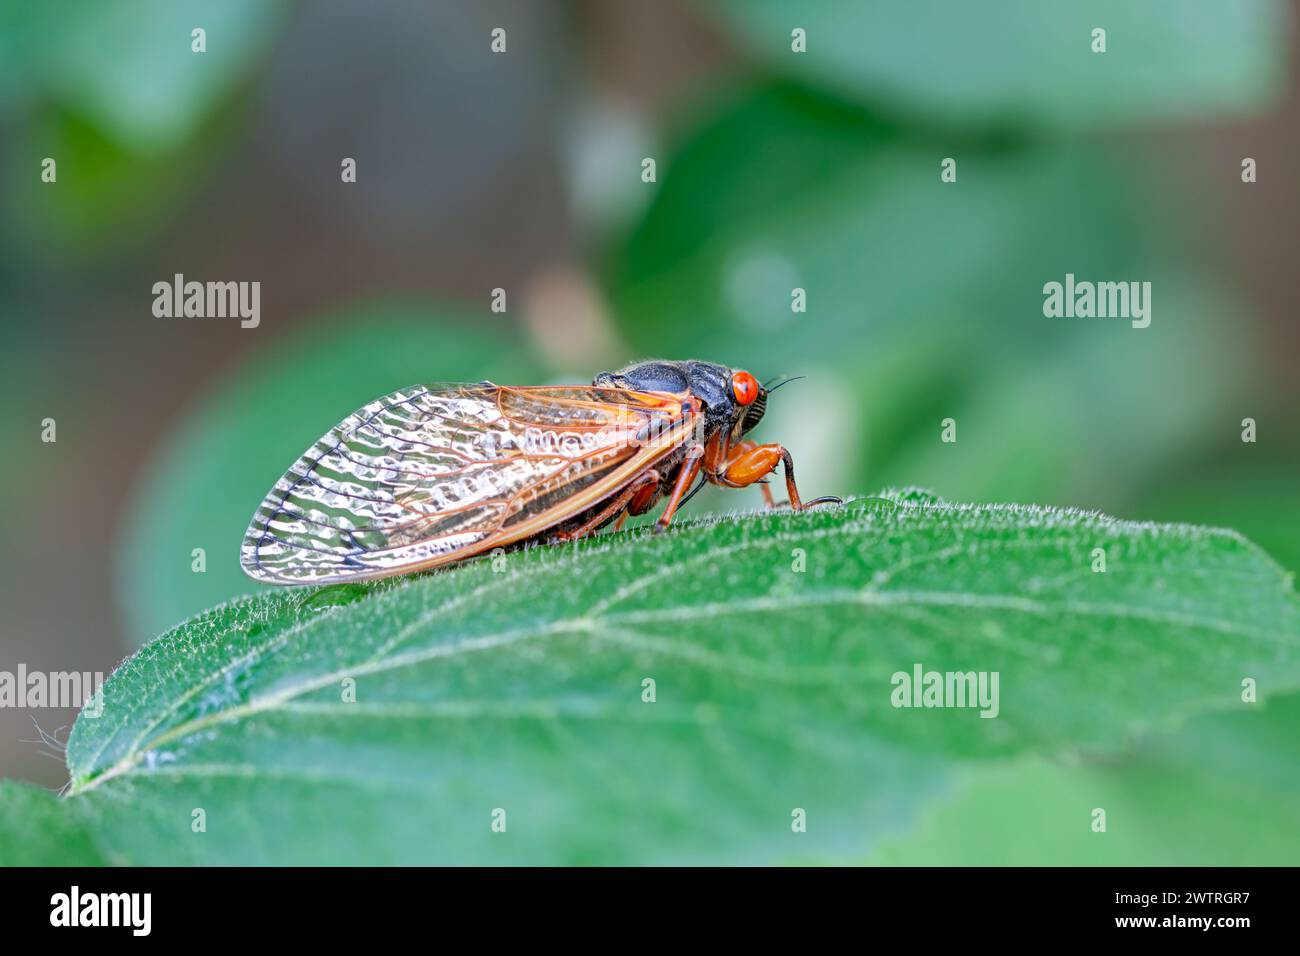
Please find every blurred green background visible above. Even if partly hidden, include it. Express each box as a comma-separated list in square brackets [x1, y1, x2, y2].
[1, 0, 1297, 858]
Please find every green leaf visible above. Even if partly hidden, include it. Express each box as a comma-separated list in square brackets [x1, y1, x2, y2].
[697, 0, 1287, 128]
[115, 303, 542, 644]
[5, 492, 1297, 865]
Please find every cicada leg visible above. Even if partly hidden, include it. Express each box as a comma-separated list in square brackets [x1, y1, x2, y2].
[613, 474, 662, 531]
[717, 440, 841, 511]
[553, 469, 660, 543]
[654, 446, 705, 531]
[716, 440, 776, 507]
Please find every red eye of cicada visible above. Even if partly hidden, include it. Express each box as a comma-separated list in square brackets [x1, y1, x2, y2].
[731, 370, 759, 406]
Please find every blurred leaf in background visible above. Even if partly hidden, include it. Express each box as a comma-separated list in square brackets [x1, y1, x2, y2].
[0, 0, 287, 263]
[2, 104, 241, 265]
[1137, 464, 1300, 575]
[0, 0, 285, 148]
[602, 83, 1252, 516]
[697, 0, 1286, 128]
[115, 303, 542, 643]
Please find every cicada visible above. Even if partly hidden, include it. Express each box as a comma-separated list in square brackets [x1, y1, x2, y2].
[241, 359, 841, 584]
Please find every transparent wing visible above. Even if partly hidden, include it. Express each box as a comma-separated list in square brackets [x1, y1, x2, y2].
[241, 383, 696, 584]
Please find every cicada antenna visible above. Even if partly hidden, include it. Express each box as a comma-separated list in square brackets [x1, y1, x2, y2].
[763, 375, 806, 392]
